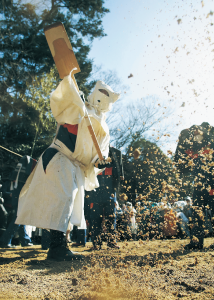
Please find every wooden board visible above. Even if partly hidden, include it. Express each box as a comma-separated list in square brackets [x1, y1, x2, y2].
[44, 22, 80, 79]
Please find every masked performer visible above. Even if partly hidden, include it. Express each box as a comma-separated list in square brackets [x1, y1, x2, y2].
[16, 75, 120, 260]
[174, 122, 214, 250]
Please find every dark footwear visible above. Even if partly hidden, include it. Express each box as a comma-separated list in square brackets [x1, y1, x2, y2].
[209, 244, 214, 249]
[47, 246, 83, 261]
[21, 243, 34, 247]
[42, 246, 48, 250]
[48, 229, 83, 261]
[6, 244, 17, 248]
[71, 243, 81, 247]
[71, 242, 85, 247]
[0, 243, 16, 248]
[184, 243, 203, 250]
[107, 242, 120, 249]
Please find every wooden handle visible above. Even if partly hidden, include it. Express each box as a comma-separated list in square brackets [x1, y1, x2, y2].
[71, 76, 104, 161]
[71, 74, 104, 161]
[84, 114, 104, 161]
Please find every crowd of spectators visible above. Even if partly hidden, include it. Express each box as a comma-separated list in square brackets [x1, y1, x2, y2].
[115, 196, 213, 242]
[1, 174, 213, 246]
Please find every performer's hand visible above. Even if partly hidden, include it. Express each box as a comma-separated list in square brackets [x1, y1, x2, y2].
[95, 157, 112, 169]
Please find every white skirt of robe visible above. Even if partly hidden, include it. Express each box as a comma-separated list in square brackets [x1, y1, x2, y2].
[15, 152, 86, 233]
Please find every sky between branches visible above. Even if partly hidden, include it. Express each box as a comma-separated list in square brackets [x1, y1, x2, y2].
[88, 0, 214, 153]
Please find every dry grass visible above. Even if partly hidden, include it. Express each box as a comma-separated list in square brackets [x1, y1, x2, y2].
[0, 238, 214, 299]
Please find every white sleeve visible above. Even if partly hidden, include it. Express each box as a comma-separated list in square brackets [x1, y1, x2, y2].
[50, 73, 86, 125]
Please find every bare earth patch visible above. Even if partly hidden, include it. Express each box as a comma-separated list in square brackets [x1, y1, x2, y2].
[0, 238, 214, 300]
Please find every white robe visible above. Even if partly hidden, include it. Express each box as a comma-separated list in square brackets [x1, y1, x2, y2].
[15, 74, 110, 232]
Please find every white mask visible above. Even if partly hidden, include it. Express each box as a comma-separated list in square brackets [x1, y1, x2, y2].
[87, 81, 120, 113]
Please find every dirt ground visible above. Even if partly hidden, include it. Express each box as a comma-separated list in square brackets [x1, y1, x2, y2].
[0, 237, 214, 300]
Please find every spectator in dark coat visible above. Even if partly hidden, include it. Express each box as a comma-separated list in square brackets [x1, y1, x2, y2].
[0, 156, 36, 248]
[174, 122, 214, 249]
[0, 187, 8, 237]
[85, 146, 124, 249]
